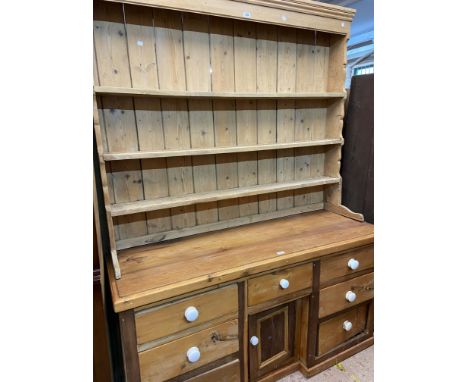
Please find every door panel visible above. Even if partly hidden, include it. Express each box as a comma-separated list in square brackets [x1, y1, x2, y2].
[248, 302, 296, 380]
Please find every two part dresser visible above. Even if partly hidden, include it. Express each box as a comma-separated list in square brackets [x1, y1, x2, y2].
[93, 0, 374, 380]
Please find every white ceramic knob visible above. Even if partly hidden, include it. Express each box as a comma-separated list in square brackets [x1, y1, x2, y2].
[279, 279, 290, 289]
[343, 320, 353, 331]
[345, 290, 357, 302]
[348, 258, 360, 270]
[186, 346, 201, 363]
[250, 336, 259, 346]
[184, 306, 199, 322]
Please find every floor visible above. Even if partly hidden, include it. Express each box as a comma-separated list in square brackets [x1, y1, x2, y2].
[278, 346, 374, 382]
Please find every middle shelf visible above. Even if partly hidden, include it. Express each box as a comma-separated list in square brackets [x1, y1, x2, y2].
[108, 176, 340, 217]
[103, 138, 343, 160]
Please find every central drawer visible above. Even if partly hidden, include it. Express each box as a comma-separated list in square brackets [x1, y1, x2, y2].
[135, 284, 238, 345]
[247, 264, 313, 306]
[139, 319, 239, 382]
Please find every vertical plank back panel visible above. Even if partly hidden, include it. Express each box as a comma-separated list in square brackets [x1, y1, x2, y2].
[101, 96, 148, 239]
[154, 9, 195, 229]
[234, 20, 259, 217]
[183, 13, 219, 224]
[256, 25, 278, 213]
[93, 2, 350, 252]
[94, 1, 131, 87]
[210, 18, 240, 221]
[124, 5, 159, 89]
[276, 27, 297, 210]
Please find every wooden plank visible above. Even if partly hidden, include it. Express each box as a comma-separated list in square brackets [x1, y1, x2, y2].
[94, 86, 346, 99]
[183, 13, 219, 225]
[139, 319, 239, 381]
[154, 8, 195, 229]
[116, 203, 324, 250]
[94, 1, 131, 87]
[135, 284, 238, 345]
[110, 211, 374, 311]
[109, 177, 340, 216]
[317, 304, 367, 356]
[124, 4, 172, 236]
[101, 0, 353, 35]
[239, 282, 247, 382]
[247, 264, 313, 306]
[256, 24, 278, 213]
[276, 27, 297, 211]
[133, 98, 172, 234]
[235, 0, 354, 21]
[210, 17, 240, 221]
[306, 260, 320, 366]
[123, 4, 159, 88]
[103, 139, 343, 160]
[119, 310, 141, 381]
[319, 272, 374, 318]
[234, 20, 258, 217]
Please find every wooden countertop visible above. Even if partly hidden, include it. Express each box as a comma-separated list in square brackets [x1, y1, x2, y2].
[108, 210, 374, 312]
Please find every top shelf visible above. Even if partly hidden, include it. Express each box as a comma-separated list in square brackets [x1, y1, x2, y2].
[94, 86, 346, 100]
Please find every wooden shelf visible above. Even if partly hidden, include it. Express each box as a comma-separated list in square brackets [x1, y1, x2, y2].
[108, 176, 340, 217]
[103, 139, 343, 161]
[94, 86, 346, 100]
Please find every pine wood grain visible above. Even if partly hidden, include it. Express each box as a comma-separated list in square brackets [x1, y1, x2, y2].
[317, 304, 367, 355]
[135, 284, 238, 345]
[109, 211, 373, 311]
[320, 245, 373, 286]
[139, 319, 239, 381]
[319, 272, 374, 318]
[247, 264, 313, 306]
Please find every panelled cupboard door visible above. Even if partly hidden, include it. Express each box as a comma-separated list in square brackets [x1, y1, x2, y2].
[248, 302, 296, 380]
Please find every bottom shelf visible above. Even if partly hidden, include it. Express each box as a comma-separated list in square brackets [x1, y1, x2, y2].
[116, 203, 324, 250]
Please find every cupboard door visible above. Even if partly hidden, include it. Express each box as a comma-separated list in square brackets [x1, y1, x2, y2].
[248, 302, 296, 380]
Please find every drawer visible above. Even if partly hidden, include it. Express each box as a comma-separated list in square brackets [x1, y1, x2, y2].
[320, 246, 373, 286]
[184, 359, 240, 382]
[135, 284, 238, 345]
[247, 264, 313, 306]
[319, 272, 373, 318]
[139, 319, 239, 382]
[317, 304, 368, 356]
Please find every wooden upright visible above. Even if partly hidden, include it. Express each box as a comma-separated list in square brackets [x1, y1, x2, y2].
[93, 0, 373, 380]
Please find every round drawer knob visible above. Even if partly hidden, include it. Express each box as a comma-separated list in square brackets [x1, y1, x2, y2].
[279, 279, 289, 289]
[184, 306, 199, 322]
[187, 346, 201, 363]
[345, 290, 357, 302]
[343, 320, 353, 331]
[348, 258, 360, 270]
[250, 336, 259, 346]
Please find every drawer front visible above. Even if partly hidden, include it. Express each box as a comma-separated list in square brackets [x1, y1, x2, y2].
[320, 246, 374, 286]
[248, 264, 313, 306]
[135, 284, 238, 345]
[317, 304, 368, 356]
[184, 359, 240, 382]
[319, 272, 374, 318]
[139, 319, 239, 382]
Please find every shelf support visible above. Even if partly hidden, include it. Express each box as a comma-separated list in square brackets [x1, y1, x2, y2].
[324, 202, 364, 222]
